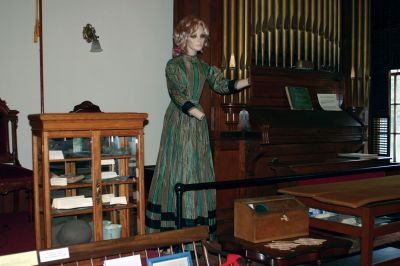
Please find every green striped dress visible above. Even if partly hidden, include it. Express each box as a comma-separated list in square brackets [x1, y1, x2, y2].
[145, 54, 237, 238]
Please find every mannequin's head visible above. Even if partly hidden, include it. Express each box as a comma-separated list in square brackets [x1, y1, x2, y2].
[173, 16, 209, 56]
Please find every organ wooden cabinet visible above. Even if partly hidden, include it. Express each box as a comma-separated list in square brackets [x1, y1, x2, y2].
[212, 67, 392, 235]
[29, 112, 147, 249]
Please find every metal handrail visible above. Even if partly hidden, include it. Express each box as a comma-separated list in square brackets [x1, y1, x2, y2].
[174, 164, 400, 229]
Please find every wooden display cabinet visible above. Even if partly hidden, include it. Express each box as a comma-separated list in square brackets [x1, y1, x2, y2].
[29, 113, 147, 249]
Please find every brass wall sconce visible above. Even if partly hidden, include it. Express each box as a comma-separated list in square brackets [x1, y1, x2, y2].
[83, 24, 102, 52]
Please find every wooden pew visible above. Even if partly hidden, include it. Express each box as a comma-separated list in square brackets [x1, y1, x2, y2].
[37, 226, 227, 266]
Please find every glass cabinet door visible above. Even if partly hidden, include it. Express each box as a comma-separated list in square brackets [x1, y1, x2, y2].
[46, 135, 140, 245]
[48, 136, 94, 247]
[100, 135, 139, 239]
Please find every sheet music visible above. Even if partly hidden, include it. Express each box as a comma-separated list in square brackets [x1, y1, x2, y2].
[317, 94, 342, 111]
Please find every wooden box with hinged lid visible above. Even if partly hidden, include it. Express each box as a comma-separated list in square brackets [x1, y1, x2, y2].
[234, 195, 309, 243]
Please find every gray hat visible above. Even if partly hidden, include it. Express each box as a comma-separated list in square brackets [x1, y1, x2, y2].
[56, 219, 92, 246]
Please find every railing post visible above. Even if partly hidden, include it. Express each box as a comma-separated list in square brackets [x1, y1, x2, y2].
[175, 182, 183, 229]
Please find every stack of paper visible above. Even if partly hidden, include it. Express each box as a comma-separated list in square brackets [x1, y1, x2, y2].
[50, 177, 67, 186]
[101, 159, 115, 165]
[52, 195, 93, 209]
[101, 171, 118, 179]
[102, 193, 115, 203]
[49, 150, 64, 160]
[102, 194, 127, 205]
[110, 196, 127, 205]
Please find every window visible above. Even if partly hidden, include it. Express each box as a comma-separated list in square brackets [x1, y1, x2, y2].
[390, 69, 400, 162]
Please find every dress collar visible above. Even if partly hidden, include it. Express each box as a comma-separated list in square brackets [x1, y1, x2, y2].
[182, 54, 199, 63]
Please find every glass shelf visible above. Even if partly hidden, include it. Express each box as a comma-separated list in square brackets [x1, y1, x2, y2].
[309, 207, 400, 227]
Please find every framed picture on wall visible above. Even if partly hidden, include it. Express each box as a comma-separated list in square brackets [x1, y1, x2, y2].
[146, 252, 193, 266]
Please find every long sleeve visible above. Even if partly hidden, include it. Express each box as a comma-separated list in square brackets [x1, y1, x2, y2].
[205, 65, 237, 94]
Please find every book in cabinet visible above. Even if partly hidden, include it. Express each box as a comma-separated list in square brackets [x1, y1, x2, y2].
[28, 112, 148, 249]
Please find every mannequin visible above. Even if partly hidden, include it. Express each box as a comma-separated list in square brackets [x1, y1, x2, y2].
[146, 16, 250, 238]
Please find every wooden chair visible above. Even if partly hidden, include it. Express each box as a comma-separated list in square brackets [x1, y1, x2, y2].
[37, 226, 239, 266]
[0, 98, 33, 214]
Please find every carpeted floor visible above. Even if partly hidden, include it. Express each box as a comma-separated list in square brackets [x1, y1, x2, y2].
[3, 212, 399, 265]
[0, 212, 35, 256]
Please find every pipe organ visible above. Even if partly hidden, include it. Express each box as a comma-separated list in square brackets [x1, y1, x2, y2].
[220, 0, 370, 119]
[212, 0, 382, 236]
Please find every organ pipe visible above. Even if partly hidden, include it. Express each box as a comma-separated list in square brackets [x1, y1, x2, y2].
[220, 0, 370, 109]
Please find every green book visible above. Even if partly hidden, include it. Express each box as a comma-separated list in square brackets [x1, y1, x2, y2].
[285, 86, 313, 110]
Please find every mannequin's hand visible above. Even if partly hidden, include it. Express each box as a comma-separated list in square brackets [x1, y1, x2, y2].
[188, 107, 205, 120]
[235, 78, 251, 91]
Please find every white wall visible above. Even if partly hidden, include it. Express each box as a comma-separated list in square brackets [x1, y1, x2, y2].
[0, 0, 173, 168]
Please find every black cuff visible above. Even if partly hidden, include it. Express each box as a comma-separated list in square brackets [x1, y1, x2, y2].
[228, 80, 239, 94]
[181, 101, 196, 115]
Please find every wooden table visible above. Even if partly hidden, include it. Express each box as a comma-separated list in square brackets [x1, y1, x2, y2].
[278, 175, 400, 266]
[219, 234, 352, 266]
[294, 197, 400, 266]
